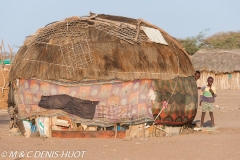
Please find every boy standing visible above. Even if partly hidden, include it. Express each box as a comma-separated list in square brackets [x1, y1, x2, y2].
[200, 77, 217, 127]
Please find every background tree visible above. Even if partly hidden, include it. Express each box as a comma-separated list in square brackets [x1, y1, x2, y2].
[178, 30, 207, 55]
[203, 31, 240, 49]
[178, 30, 240, 55]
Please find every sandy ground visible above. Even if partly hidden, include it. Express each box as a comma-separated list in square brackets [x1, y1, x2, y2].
[0, 89, 240, 160]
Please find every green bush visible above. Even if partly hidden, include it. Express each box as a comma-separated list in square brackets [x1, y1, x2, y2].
[178, 30, 240, 55]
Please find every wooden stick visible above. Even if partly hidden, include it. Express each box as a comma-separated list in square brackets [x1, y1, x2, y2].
[1, 40, 5, 68]
[134, 19, 141, 42]
[114, 123, 117, 138]
[142, 123, 145, 139]
[0, 40, 3, 68]
[8, 44, 13, 66]
[95, 17, 137, 29]
[49, 117, 52, 137]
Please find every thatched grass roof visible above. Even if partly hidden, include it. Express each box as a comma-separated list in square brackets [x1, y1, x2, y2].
[191, 49, 240, 73]
[10, 13, 194, 81]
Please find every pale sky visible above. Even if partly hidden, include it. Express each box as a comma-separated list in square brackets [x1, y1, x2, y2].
[1, 0, 240, 51]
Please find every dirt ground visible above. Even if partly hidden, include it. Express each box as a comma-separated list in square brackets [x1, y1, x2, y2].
[0, 89, 240, 160]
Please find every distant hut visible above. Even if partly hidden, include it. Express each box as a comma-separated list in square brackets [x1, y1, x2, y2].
[191, 49, 240, 90]
[9, 13, 197, 133]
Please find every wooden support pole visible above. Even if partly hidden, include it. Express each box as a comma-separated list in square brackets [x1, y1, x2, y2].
[49, 117, 52, 137]
[8, 44, 13, 70]
[0, 40, 3, 68]
[8, 44, 13, 64]
[142, 123, 145, 139]
[1, 40, 5, 68]
[114, 123, 117, 138]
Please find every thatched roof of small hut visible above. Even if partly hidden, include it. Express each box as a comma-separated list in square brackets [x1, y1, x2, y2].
[10, 13, 194, 81]
[191, 49, 240, 73]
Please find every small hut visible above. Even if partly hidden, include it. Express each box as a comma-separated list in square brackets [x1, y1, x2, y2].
[191, 49, 240, 90]
[8, 13, 197, 136]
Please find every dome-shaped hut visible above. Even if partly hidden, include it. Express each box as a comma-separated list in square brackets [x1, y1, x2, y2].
[9, 13, 197, 132]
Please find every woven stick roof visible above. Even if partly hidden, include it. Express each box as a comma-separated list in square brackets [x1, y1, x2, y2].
[10, 13, 194, 81]
[191, 49, 240, 73]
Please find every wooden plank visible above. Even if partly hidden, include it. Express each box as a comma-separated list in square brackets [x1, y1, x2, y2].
[52, 130, 126, 138]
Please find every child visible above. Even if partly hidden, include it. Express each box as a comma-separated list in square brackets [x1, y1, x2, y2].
[194, 71, 200, 81]
[194, 71, 201, 89]
[200, 77, 217, 127]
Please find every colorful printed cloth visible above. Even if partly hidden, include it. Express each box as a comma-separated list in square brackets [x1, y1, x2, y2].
[16, 76, 198, 126]
[152, 76, 198, 125]
[16, 79, 154, 126]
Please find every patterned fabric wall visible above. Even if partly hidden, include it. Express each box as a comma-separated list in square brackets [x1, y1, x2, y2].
[16, 79, 154, 126]
[15, 76, 197, 126]
[152, 76, 198, 125]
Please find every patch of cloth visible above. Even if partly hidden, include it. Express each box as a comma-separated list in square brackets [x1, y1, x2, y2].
[38, 94, 98, 119]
